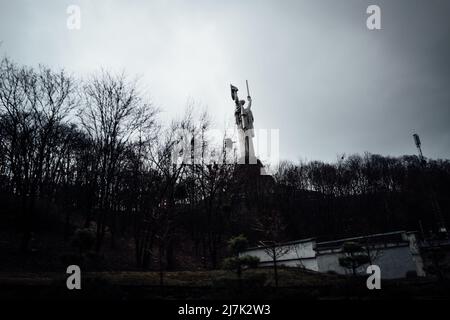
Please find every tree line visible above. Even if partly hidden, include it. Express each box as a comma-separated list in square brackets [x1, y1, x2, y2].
[1, 57, 449, 271]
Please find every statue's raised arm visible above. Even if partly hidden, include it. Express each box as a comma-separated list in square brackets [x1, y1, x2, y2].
[231, 84, 243, 127]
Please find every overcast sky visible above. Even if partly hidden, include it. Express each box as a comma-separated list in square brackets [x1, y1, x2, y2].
[1, 0, 449, 162]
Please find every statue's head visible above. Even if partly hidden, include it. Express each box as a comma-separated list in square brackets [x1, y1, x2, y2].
[239, 100, 246, 106]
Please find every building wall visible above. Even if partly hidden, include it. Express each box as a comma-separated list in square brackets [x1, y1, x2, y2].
[243, 240, 318, 271]
[259, 258, 318, 270]
[316, 245, 418, 279]
[242, 232, 426, 279]
[404, 232, 426, 277]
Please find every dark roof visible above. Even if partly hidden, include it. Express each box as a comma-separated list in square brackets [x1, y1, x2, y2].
[246, 237, 316, 251]
[315, 231, 412, 251]
[245, 231, 417, 253]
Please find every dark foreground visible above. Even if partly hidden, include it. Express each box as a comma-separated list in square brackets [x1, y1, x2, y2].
[1, 269, 449, 300]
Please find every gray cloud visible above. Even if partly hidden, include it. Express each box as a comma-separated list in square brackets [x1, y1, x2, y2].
[1, 0, 449, 162]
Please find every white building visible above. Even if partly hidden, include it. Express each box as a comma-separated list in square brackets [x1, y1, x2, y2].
[242, 231, 426, 279]
[243, 238, 319, 271]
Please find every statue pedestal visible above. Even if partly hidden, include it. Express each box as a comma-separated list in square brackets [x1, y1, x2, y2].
[237, 128, 257, 165]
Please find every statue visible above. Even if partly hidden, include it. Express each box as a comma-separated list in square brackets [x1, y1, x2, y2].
[230, 81, 256, 164]
[231, 83, 254, 134]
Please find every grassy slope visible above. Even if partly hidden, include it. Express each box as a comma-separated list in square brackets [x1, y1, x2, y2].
[1, 268, 448, 300]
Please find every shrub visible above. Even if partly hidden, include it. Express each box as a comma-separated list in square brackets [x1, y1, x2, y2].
[222, 257, 240, 270]
[72, 225, 96, 254]
[240, 255, 260, 269]
[338, 241, 370, 276]
[227, 234, 248, 255]
[222, 255, 260, 270]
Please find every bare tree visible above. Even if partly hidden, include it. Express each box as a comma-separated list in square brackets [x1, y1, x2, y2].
[0, 58, 76, 251]
[253, 209, 289, 288]
[78, 70, 157, 252]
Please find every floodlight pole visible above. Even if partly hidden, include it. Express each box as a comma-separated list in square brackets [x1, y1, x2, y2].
[412, 133, 447, 235]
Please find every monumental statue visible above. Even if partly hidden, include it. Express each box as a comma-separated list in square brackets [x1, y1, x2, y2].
[230, 81, 256, 164]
